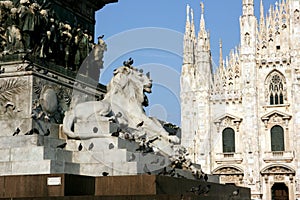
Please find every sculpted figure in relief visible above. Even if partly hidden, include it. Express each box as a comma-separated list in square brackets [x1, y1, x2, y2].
[74, 28, 89, 70]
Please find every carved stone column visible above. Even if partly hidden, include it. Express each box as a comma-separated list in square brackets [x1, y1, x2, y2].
[263, 175, 270, 200]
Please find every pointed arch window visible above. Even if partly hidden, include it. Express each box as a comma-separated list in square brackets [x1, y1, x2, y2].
[271, 125, 284, 151]
[268, 72, 285, 105]
[222, 128, 235, 153]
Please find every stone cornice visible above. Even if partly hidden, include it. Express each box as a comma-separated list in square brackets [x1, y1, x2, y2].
[214, 113, 243, 132]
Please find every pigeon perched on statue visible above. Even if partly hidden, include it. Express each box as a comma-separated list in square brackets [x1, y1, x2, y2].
[123, 57, 134, 67]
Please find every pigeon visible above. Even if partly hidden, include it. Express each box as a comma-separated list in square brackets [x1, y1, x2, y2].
[102, 172, 109, 176]
[13, 128, 20, 136]
[25, 128, 39, 135]
[128, 57, 134, 65]
[158, 167, 168, 176]
[44, 129, 50, 136]
[88, 142, 94, 150]
[24, 130, 33, 135]
[78, 143, 83, 151]
[147, 137, 159, 144]
[204, 174, 208, 182]
[169, 168, 176, 177]
[108, 118, 116, 123]
[136, 141, 146, 152]
[146, 72, 150, 79]
[33, 128, 40, 134]
[56, 142, 67, 149]
[111, 128, 121, 137]
[136, 121, 144, 128]
[123, 57, 134, 67]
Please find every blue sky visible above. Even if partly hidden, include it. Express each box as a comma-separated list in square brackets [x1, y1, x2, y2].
[95, 0, 277, 126]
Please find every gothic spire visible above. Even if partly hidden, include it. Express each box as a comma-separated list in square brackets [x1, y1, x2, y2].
[191, 8, 196, 41]
[259, 0, 265, 31]
[219, 39, 223, 67]
[260, 0, 264, 21]
[183, 4, 192, 65]
[185, 4, 191, 32]
[186, 4, 190, 22]
[200, 2, 206, 32]
[242, 0, 254, 16]
[197, 2, 210, 51]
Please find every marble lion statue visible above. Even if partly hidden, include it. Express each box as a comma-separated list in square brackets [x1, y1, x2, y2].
[63, 65, 180, 157]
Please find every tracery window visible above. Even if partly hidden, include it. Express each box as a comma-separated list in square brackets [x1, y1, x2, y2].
[268, 72, 285, 105]
[222, 128, 235, 153]
[271, 125, 284, 151]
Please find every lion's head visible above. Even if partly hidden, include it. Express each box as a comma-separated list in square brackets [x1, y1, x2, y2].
[106, 66, 152, 107]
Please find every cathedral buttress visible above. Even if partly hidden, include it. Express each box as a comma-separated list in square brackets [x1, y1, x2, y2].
[181, 2, 212, 171]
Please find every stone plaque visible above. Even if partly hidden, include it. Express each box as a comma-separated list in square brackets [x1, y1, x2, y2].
[47, 177, 61, 186]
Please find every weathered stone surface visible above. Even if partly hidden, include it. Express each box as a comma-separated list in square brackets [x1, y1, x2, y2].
[0, 162, 12, 175]
[11, 160, 52, 175]
[50, 160, 65, 174]
[0, 149, 11, 162]
[181, 1, 300, 199]
[11, 146, 45, 161]
[118, 138, 140, 152]
[74, 121, 119, 136]
[78, 161, 137, 176]
[72, 149, 127, 163]
[0, 135, 40, 148]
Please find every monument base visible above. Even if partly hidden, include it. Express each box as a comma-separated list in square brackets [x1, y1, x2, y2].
[0, 174, 251, 199]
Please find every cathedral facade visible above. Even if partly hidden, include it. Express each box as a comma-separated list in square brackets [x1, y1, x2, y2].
[180, 0, 300, 199]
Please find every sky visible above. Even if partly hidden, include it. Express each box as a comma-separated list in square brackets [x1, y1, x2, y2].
[94, 0, 277, 126]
